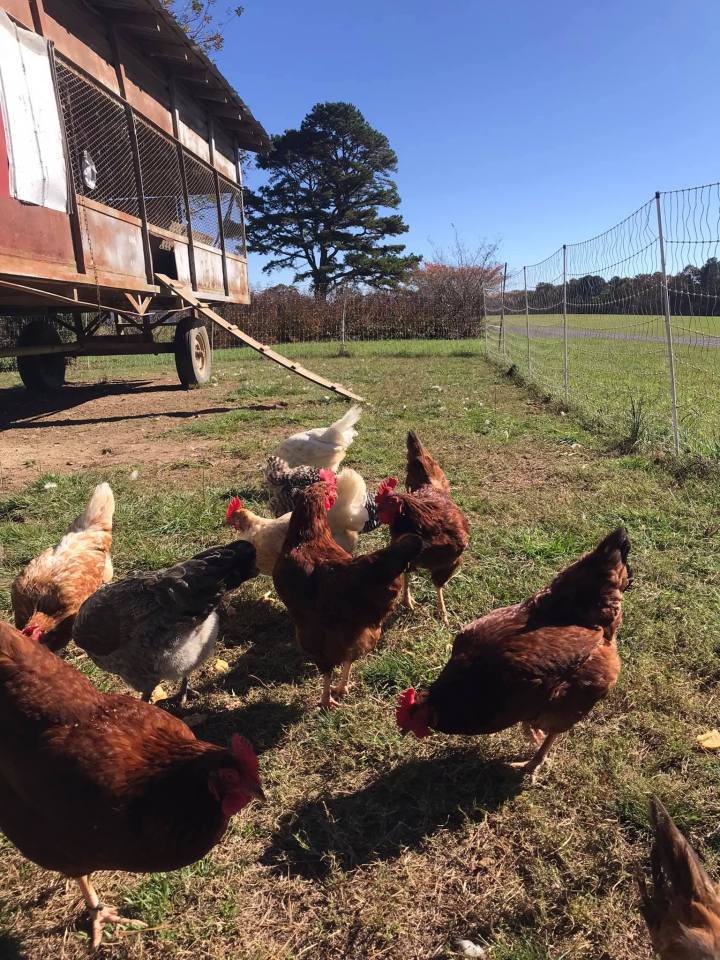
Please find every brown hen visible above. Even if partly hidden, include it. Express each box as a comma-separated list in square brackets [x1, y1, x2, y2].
[273, 481, 423, 709]
[375, 431, 469, 625]
[396, 528, 631, 781]
[0, 620, 263, 948]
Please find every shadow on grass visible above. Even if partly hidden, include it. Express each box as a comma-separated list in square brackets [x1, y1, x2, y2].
[0, 931, 29, 960]
[190, 698, 304, 755]
[216, 597, 315, 697]
[263, 749, 523, 879]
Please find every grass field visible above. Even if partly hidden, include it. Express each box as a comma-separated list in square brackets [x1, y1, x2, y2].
[1, 344, 719, 958]
[490, 314, 720, 454]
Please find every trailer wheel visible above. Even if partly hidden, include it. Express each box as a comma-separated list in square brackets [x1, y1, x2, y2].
[16, 320, 66, 392]
[174, 316, 211, 388]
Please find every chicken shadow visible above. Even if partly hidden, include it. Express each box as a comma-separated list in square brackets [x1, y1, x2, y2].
[263, 748, 524, 880]
[212, 597, 315, 698]
[188, 698, 304, 756]
[0, 932, 29, 960]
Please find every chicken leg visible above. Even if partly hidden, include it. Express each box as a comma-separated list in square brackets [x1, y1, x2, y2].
[510, 732, 558, 783]
[320, 674, 340, 711]
[76, 875, 145, 949]
[332, 661, 352, 699]
[435, 586, 449, 626]
[401, 573, 415, 611]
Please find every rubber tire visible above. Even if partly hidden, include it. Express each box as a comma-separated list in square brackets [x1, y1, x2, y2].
[16, 320, 66, 392]
[174, 316, 212, 388]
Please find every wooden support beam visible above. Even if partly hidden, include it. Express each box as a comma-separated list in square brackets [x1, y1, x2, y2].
[155, 274, 364, 403]
[105, 12, 160, 32]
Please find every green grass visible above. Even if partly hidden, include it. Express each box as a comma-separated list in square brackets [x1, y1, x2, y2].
[493, 313, 720, 454]
[1, 347, 719, 958]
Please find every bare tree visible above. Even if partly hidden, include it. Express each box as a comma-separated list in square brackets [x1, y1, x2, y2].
[160, 1, 243, 52]
[413, 229, 503, 331]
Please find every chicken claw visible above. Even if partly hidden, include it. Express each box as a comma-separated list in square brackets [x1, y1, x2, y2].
[509, 732, 558, 783]
[401, 574, 415, 611]
[331, 662, 352, 699]
[521, 722, 546, 746]
[435, 586, 449, 626]
[320, 675, 341, 710]
[89, 903, 146, 949]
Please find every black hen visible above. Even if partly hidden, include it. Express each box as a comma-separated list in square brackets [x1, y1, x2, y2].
[72, 540, 258, 703]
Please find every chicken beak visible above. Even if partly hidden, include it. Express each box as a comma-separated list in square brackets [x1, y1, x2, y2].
[248, 782, 266, 803]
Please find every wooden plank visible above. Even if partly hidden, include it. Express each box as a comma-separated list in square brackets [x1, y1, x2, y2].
[155, 274, 364, 403]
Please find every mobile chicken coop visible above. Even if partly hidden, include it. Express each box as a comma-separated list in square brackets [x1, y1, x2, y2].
[0, 0, 360, 400]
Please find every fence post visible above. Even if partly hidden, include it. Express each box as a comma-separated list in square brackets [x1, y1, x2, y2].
[562, 244, 569, 403]
[498, 261, 507, 354]
[482, 284, 488, 352]
[524, 265, 531, 376]
[340, 289, 348, 355]
[654, 191, 681, 454]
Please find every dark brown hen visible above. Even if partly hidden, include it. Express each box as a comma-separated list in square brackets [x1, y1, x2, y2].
[0, 621, 263, 948]
[396, 528, 631, 781]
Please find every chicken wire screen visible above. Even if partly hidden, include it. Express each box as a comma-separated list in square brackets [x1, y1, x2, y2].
[55, 60, 139, 219]
[218, 177, 245, 256]
[135, 118, 188, 235]
[183, 152, 220, 248]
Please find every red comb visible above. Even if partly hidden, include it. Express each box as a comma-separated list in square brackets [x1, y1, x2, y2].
[226, 496, 243, 523]
[318, 468, 336, 486]
[375, 476, 399, 505]
[231, 733, 259, 776]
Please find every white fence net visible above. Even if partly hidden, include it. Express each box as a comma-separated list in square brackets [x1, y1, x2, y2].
[485, 186, 720, 455]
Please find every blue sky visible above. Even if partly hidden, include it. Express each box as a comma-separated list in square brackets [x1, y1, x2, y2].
[213, 0, 720, 284]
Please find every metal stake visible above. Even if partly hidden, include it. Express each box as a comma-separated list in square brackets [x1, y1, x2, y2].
[340, 289, 347, 353]
[524, 265, 531, 376]
[562, 244, 569, 403]
[655, 191, 681, 454]
[498, 262, 507, 354]
[482, 284, 487, 350]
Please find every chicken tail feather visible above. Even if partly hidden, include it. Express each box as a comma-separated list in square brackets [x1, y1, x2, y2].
[65, 483, 115, 534]
[646, 796, 718, 910]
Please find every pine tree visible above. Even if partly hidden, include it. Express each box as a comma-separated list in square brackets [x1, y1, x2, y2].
[245, 102, 420, 299]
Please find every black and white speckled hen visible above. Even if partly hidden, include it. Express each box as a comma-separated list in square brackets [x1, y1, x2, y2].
[264, 455, 379, 533]
[72, 541, 258, 704]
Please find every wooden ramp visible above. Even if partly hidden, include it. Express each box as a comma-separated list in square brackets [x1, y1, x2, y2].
[156, 274, 363, 403]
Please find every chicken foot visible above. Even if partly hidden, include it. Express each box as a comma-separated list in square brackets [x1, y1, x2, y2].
[509, 732, 558, 783]
[522, 721, 546, 746]
[76, 875, 146, 950]
[401, 574, 415, 611]
[331, 661, 352, 699]
[320, 674, 340, 711]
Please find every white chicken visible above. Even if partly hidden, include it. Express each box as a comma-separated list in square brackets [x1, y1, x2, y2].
[275, 405, 362, 471]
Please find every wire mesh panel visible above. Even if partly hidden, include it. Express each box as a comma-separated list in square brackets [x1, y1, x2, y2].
[183, 152, 220, 248]
[135, 118, 187, 235]
[55, 60, 139, 218]
[661, 184, 720, 452]
[218, 177, 245, 256]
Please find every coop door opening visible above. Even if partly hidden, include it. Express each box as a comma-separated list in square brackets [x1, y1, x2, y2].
[150, 234, 179, 281]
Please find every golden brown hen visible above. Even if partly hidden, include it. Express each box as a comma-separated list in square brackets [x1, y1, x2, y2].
[11, 482, 114, 651]
[640, 796, 720, 959]
[396, 528, 631, 780]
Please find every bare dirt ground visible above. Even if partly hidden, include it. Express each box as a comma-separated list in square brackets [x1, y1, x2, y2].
[0, 376, 241, 493]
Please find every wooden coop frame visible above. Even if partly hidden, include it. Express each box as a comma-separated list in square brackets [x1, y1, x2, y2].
[0, 0, 360, 401]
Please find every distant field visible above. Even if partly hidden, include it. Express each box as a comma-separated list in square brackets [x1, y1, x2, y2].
[2, 321, 719, 453]
[490, 314, 720, 453]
